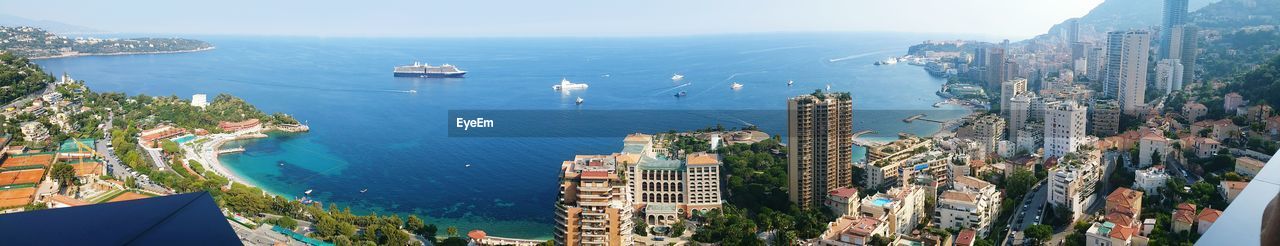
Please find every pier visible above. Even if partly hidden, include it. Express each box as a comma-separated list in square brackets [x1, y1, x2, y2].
[216, 147, 245, 154]
[852, 130, 874, 139]
[903, 114, 945, 124]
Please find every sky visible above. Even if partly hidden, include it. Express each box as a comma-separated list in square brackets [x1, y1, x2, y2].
[1, 0, 1104, 38]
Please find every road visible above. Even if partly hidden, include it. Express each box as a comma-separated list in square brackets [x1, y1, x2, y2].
[1003, 180, 1048, 246]
[1, 82, 51, 110]
[97, 113, 168, 194]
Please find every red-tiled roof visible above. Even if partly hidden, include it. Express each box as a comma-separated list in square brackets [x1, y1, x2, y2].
[580, 170, 609, 179]
[467, 230, 487, 240]
[218, 119, 261, 132]
[1174, 203, 1197, 224]
[829, 187, 858, 199]
[1198, 208, 1222, 223]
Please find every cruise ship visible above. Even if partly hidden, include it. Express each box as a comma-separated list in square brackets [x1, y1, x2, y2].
[393, 62, 467, 78]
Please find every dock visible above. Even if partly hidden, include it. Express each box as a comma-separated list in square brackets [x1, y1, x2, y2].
[852, 130, 874, 138]
[216, 147, 245, 154]
[850, 130, 882, 147]
[903, 114, 945, 124]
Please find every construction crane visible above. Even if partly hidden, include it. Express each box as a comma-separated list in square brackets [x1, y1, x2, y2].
[71, 138, 101, 163]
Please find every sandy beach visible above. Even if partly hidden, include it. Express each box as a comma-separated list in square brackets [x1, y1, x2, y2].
[184, 132, 266, 187]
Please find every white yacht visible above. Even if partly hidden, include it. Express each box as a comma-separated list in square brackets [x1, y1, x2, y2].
[731, 82, 743, 90]
[671, 73, 684, 81]
[552, 78, 589, 91]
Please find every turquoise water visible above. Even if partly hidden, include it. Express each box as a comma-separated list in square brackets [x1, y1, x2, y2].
[171, 134, 196, 145]
[873, 197, 893, 207]
[35, 33, 969, 239]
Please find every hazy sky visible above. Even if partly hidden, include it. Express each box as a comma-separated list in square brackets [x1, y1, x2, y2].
[2, 0, 1103, 38]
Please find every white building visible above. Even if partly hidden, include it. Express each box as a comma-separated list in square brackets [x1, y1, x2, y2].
[1138, 130, 1171, 168]
[936, 176, 1003, 237]
[1048, 151, 1102, 221]
[1008, 94, 1033, 143]
[1001, 78, 1028, 118]
[1016, 124, 1043, 155]
[1134, 166, 1170, 193]
[1155, 59, 1184, 94]
[41, 92, 62, 105]
[191, 94, 209, 108]
[20, 121, 49, 143]
[827, 187, 860, 217]
[1044, 100, 1088, 160]
[859, 185, 926, 238]
[1104, 30, 1152, 115]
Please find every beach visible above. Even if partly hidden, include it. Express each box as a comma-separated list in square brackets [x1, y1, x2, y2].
[183, 132, 266, 187]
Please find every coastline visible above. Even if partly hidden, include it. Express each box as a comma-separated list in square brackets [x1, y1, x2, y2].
[188, 124, 308, 192]
[28, 46, 216, 60]
[191, 132, 266, 187]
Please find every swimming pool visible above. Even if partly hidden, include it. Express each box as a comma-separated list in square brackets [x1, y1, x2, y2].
[872, 197, 893, 207]
[171, 134, 196, 145]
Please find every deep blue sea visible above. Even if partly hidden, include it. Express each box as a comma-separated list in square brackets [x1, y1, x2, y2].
[35, 33, 969, 239]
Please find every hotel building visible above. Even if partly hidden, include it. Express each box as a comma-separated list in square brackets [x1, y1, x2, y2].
[617, 133, 723, 226]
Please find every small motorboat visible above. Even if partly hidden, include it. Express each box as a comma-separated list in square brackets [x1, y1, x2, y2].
[671, 74, 684, 81]
[675, 91, 688, 97]
[576, 97, 585, 105]
[360, 188, 368, 193]
[465, 163, 472, 168]
[304, 189, 313, 196]
[787, 80, 794, 86]
[731, 82, 743, 90]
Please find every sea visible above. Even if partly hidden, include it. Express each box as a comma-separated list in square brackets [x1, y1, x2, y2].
[35, 33, 972, 239]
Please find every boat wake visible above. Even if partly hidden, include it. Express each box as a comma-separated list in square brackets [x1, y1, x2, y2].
[651, 82, 693, 96]
[827, 49, 898, 63]
[738, 45, 812, 55]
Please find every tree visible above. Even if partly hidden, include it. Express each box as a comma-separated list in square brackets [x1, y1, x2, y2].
[1025, 224, 1053, 243]
[271, 216, 298, 230]
[670, 220, 686, 237]
[439, 237, 468, 246]
[404, 215, 425, 235]
[1223, 172, 1245, 181]
[634, 218, 648, 236]
[51, 163, 77, 191]
[332, 236, 353, 246]
[446, 226, 458, 237]
[422, 224, 439, 239]
[1007, 169, 1036, 199]
[160, 139, 181, 155]
[869, 235, 890, 246]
